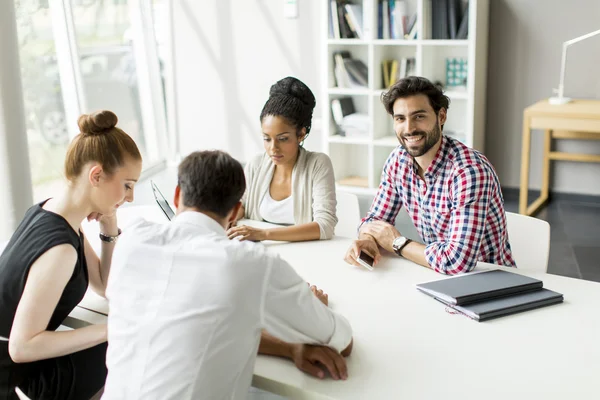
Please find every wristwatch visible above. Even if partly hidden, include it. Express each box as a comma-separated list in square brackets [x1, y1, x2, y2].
[99, 228, 122, 243]
[392, 236, 412, 257]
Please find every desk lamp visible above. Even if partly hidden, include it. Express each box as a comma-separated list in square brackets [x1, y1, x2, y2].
[549, 28, 600, 105]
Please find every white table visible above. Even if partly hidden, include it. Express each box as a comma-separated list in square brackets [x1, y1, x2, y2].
[77, 208, 600, 400]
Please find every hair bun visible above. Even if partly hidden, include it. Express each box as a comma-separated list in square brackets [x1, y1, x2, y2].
[78, 110, 118, 136]
[269, 76, 316, 109]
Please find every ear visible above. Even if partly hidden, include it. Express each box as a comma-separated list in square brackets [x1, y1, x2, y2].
[227, 202, 242, 224]
[297, 127, 307, 143]
[88, 164, 103, 187]
[174, 185, 181, 209]
[438, 108, 447, 128]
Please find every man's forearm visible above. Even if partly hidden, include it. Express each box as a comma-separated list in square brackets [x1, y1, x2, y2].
[258, 330, 293, 359]
[399, 241, 430, 269]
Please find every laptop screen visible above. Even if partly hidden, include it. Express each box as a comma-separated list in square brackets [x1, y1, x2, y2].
[151, 181, 175, 221]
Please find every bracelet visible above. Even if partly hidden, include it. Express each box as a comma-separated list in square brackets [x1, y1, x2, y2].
[99, 228, 122, 243]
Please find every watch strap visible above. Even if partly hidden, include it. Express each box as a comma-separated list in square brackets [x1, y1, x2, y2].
[394, 238, 413, 257]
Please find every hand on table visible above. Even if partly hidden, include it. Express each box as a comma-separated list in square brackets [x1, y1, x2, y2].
[344, 236, 381, 268]
[308, 283, 328, 306]
[226, 225, 266, 242]
[289, 343, 348, 380]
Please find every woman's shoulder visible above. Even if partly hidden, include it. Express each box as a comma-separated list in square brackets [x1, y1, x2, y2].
[300, 149, 333, 170]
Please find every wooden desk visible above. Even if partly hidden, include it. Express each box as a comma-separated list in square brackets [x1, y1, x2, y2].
[519, 99, 600, 216]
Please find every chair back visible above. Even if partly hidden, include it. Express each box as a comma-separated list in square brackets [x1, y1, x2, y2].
[505, 212, 551, 272]
[335, 191, 361, 238]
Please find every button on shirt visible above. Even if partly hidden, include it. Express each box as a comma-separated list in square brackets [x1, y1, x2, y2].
[103, 211, 352, 400]
[362, 135, 516, 274]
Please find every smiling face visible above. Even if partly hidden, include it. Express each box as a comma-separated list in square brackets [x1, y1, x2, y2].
[392, 94, 446, 158]
[261, 115, 306, 167]
[89, 158, 143, 215]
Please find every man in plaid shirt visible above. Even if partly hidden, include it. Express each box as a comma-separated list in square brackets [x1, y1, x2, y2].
[344, 77, 515, 274]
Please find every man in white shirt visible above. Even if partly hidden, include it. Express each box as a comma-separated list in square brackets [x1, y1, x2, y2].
[103, 150, 353, 400]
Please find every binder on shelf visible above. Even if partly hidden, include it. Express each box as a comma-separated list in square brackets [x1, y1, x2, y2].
[333, 51, 368, 89]
[456, 2, 469, 39]
[447, 0, 461, 39]
[428, 0, 469, 40]
[331, 97, 356, 130]
[416, 269, 543, 305]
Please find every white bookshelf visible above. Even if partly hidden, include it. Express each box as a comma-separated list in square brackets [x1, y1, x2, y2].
[322, 0, 489, 195]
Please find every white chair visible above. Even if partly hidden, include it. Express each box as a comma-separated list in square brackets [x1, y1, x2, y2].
[335, 191, 361, 238]
[505, 211, 551, 273]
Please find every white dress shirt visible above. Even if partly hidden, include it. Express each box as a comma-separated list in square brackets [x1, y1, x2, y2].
[102, 211, 352, 400]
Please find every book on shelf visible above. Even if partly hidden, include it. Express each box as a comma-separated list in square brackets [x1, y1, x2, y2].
[331, 97, 356, 135]
[333, 51, 368, 89]
[344, 3, 364, 39]
[455, 2, 469, 39]
[341, 113, 369, 137]
[404, 12, 418, 39]
[378, 0, 414, 39]
[330, 0, 340, 39]
[381, 57, 415, 88]
[330, 0, 363, 39]
[429, 0, 469, 40]
[447, 0, 461, 39]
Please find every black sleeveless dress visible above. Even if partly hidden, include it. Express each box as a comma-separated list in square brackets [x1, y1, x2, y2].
[0, 201, 107, 400]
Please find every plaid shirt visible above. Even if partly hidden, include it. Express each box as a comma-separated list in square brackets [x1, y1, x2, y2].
[362, 135, 516, 274]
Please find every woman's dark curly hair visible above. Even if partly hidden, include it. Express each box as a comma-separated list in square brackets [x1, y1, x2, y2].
[260, 76, 316, 139]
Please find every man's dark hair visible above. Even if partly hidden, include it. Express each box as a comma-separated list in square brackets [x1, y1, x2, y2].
[381, 76, 450, 116]
[259, 76, 316, 137]
[177, 150, 246, 218]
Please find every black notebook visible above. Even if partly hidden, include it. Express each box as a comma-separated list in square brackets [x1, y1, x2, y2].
[416, 269, 543, 305]
[436, 288, 564, 322]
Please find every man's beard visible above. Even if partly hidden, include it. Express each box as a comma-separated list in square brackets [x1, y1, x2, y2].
[398, 123, 442, 157]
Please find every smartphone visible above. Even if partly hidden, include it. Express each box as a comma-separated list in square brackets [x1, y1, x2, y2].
[356, 250, 374, 271]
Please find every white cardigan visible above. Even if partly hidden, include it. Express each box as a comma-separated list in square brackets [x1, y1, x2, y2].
[242, 148, 338, 239]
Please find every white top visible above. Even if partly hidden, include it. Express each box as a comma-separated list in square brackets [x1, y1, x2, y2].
[102, 211, 352, 400]
[259, 191, 294, 225]
[243, 148, 338, 239]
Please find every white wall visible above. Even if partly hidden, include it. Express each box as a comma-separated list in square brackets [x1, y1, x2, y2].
[174, 0, 600, 196]
[172, 0, 322, 163]
[486, 0, 600, 195]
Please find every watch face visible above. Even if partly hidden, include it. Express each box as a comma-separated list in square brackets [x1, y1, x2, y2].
[393, 236, 407, 250]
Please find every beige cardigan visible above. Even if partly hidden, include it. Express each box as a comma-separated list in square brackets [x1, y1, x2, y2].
[242, 148, 338, 239]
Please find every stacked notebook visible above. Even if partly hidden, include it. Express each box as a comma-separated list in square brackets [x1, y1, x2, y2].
[416, 270, 564, 322]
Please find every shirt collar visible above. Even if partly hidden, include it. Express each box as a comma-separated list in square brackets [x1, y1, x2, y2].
[410, 134, 449, 178]
[171, 210, 226, 235]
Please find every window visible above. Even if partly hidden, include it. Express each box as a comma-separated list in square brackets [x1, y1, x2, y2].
[14, 0, 169, 202]
[15, 0, 70, 200]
